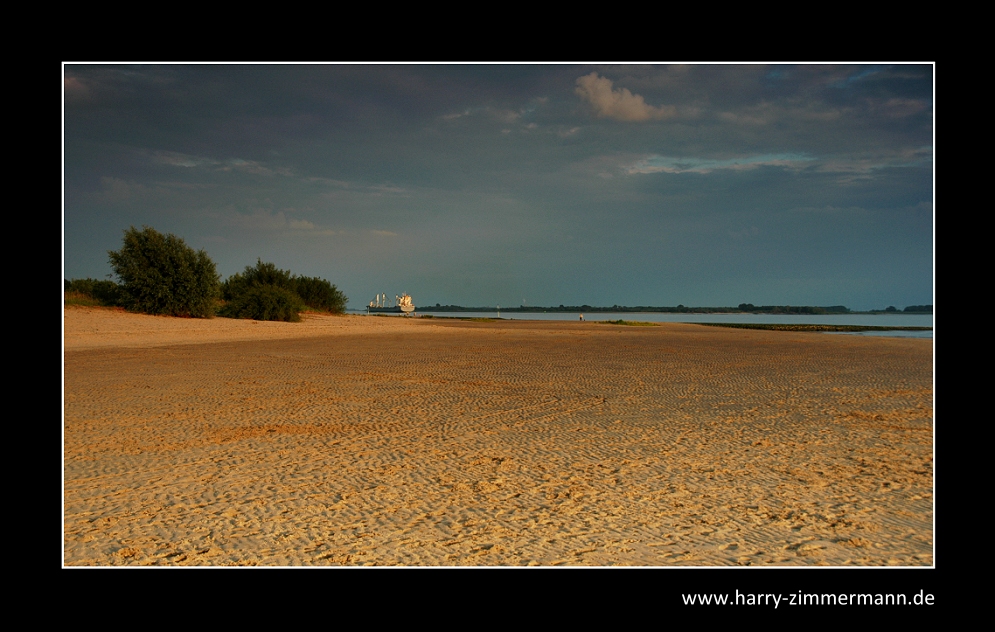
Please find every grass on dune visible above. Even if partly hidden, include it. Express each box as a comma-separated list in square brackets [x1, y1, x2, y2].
[64, 291, 106, 307]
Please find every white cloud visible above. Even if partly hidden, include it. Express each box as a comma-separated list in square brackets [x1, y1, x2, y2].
[869, 98, 929, 118]
[626, 153, 814, 175]
[369, 185, 406, 194]
[223, 158, 294, 177]
[152, 151, 218, 168]
[493, 109, 521, 124]
[816, 147, 932, 181]
[718, 101, 845, 126]
[224, 210, 335, 234]
[575, 72, 676, 122]
[441, 109, 471, 120]
[307, 177, 352, 188]
[149, 151, 293, 177]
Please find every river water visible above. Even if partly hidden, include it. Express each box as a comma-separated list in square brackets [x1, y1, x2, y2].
[348, 310, 934, 338]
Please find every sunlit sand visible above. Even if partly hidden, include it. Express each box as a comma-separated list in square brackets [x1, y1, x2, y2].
[63, 306, 933, 566]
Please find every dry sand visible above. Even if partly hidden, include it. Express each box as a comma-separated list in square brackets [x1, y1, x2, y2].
[63, 306, 933, 566]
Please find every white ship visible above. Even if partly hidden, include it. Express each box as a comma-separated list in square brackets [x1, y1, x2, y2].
[368, 292, 415, 314]
[397, 293, 415, 314]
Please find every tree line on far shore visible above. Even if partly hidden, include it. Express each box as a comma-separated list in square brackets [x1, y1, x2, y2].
[65, 226, 347, 321]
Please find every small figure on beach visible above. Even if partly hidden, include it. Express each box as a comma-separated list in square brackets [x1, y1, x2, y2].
[579, 314, 584, 321]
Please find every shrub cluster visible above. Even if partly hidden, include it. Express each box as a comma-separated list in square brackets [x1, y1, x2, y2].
[294, 276, 348, 313]
[70, 227, 349, 322]
[221, 284, 305, 322]
[109, 226, 220, 318]
[220, 259, 348, 321]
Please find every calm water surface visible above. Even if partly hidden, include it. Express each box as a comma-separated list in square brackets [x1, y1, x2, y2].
[348, 310, 933, 338]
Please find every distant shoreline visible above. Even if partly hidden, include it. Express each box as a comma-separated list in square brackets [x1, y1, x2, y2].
[379, 305, 933, 315]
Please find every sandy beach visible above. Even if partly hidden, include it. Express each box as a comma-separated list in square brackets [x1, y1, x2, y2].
[63, 307, 933, 566]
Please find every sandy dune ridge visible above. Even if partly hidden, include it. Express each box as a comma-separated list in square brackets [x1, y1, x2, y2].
[63, 307, 933, 566]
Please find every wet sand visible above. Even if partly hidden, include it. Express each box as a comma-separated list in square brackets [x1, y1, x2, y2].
[63, 307, 933, 566]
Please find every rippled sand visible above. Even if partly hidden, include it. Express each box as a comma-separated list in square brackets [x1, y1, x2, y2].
[63, 307, 933, 566]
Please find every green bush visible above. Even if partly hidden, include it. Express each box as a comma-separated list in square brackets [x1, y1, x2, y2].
[219, 284, 304, 322]
[222, 259, 296, 301]
[220, 260, 348, 320]
[294, 276, 347, 313]
[108, 226, 220, 318]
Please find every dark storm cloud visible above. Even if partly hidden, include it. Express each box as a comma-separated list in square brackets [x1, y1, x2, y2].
[63, 64, 932, 310]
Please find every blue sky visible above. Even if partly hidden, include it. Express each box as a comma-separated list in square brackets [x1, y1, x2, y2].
[63, 64, 933, 311]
